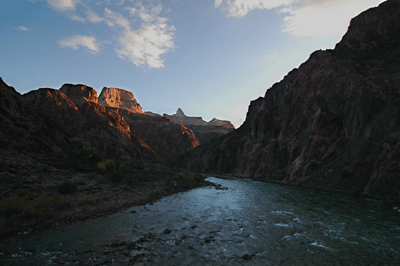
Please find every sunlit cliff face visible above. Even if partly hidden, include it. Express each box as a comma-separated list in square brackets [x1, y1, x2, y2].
[60, 84, 98, 105]
[98, 87, 143, 113]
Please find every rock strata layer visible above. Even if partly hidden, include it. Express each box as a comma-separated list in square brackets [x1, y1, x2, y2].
[99, 87, 143, 113]
[186, 0, 400, 200]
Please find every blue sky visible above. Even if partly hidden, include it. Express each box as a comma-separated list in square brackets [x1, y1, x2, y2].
[1, 0, 384, 128]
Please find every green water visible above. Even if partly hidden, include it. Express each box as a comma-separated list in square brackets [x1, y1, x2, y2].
[1, 176, 399, 265]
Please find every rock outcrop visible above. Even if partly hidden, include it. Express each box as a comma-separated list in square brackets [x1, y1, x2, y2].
[60, 84, 98, 104]
[163, 108, 235, 144]
[186, 0, 400, 200]
[164, 108, 208, 126]
[208, 118, 235, 129]
[99, 87, 143, 113]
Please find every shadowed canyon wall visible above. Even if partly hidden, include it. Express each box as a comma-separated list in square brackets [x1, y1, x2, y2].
[185, 0, 400, 200]
[0, 79, 235, 165]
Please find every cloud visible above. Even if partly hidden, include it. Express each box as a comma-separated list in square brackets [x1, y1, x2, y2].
[69, 14, 85, 22]
[215, 0, 385, 37]
[105, 4, 175, 69]
[58, 35, 100, 53]
[43, 1, 175, 68]
[105, 8, 131, 29]
[48, 0, 80, 11]
[215, 0, 294, 18]
[17, 26, 29, 31]
[86, 10, 104, 23]
[281, 0, 385, 37]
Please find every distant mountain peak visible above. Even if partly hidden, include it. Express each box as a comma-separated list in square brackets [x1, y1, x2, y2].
[176, 108, 185, 116]
[163, 108, 235, 129]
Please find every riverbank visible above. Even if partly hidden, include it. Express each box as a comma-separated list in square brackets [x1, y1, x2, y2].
[0, 154, 214, 239]
[205, 172, 400, 203]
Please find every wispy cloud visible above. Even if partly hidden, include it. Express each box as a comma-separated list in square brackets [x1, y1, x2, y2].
[58, 35, 100, 53]
[215, 0, 385, 37]
[105, 8, 131, 29]
[17, 26, 29, 31]
[39, 0, 176, 68]
[69, 14, 85, 22]
[86, 10, 104, 23]
[107, 4, 176, 69]
[47, 0, 80, 11]
[215, 0, 293, 18]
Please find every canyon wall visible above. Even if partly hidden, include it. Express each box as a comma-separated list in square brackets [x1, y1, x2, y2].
[186, 0, 400, 200]
[1, 80, 201, 164]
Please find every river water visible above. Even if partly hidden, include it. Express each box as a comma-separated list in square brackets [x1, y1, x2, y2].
[1, 176, 399, 265]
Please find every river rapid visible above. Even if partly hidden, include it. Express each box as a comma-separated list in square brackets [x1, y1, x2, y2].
[1, 176, 399, 265]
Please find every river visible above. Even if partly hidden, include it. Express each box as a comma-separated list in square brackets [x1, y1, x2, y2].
[1, 176, 399, 265]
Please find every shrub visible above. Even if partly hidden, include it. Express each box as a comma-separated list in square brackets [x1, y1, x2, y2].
[56, 181, 78, 194]
[189, 172, 205, 183]
[0, 193, 71, 225]
[78, 195, 91, 206]
[68, 138, 102, 163]
[118, 163, 128, 173]
[180, 172, 205, 188]
[97, 159, 116, 171]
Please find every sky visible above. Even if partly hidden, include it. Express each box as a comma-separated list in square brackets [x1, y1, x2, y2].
[1, 0, 385, 128]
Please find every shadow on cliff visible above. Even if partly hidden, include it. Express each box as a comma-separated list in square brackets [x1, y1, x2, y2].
[183, 0, 400, 201]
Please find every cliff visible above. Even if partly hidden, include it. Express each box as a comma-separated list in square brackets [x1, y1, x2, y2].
[164, 108, 235, 144]
[187, 0, 400, 200]
[60, 84, 98, 104]
[98, 87, 143, 113]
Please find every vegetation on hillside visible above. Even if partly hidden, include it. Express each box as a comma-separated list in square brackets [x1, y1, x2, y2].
[0, 138, 207, 237]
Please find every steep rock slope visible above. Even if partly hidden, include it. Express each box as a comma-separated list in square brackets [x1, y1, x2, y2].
[187, 0, 400, 200]
[0, 78, 69, 159]
[20, 84, 199, 163]
[116, 110, 199, 163]
[23, 88, 157, 163]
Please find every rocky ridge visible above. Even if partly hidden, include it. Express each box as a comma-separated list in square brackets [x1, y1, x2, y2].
[164, 108, 208, 126]
[0, 79, 205, 165]
[164, 108, 234, 128]
[186, 0, 400, 200]
[164, 108, 235, 144]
